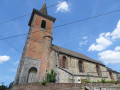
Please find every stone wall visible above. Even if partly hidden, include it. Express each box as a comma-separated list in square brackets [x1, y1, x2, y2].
[49, 52, 119, 83]
[18, 57, 41, 84]
[11, 83, 120, 90]
[58, 53, 111, 82]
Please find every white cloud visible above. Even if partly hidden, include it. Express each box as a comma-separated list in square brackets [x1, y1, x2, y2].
[111, 20, 120, 39]
[0, 55, 10, 63]
[98, 47, 120, 64]
[56, 1, 70, 13]
[82, 36, 88, 39]
[88, 35, 112, 51]
[79, 40, 88, 47]
[115, 46, 120, 51]
[88, 20, 120, 51]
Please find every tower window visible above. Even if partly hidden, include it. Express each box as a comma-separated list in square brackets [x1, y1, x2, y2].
[96, 65, 101, 76]
[41, 20, 46, 29]
[78, 60, 83, 72]
[63, 56, 66, 68]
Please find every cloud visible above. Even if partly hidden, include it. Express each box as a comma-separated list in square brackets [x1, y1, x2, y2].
[98, 46, 120, 64]
[115, 46, 120, 51]
[0, 55, 10, 63]
[88, 20, 120, 51]
[82, 36, 88, 39]
[56, 1, 70, 13]
[79, 40, 88, 47]
[111, 20, 120, 39]
[88, 35, 112, 51]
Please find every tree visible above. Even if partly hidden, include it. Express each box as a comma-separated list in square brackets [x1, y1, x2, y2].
[0, 85, 7, 90]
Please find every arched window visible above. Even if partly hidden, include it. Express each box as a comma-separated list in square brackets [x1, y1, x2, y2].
[63, 56, 66, 68]
[109, 72, 114, 80]
[28, 67, 37, 83]
[78, 61, 83, 72]
[96, 65, 101, 76]
[41, 20, 46, 29]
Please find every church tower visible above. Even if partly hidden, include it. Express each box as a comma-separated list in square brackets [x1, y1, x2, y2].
[14, 3, 56, 84]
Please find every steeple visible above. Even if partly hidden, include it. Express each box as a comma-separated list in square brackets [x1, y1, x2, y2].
[28, 2, 56, 26]
[40, 2, 48, 15]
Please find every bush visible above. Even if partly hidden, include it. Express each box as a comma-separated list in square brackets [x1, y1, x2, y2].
[41, 80, 47, 86]
[108, 80, 115, 83]
[85, 79, 91, 83]
[41, 69, 57, 86]
[97, 80, 101, 83]
[46, 69, 57, 83]
[101, 78, 107, 83]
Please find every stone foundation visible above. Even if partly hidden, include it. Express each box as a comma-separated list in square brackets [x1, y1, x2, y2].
[11, 83, 120, 90]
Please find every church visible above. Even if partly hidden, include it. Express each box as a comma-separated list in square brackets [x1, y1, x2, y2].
[14, 3, 120, 85]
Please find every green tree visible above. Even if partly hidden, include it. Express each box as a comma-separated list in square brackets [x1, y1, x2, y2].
[0, 85, 7, 90]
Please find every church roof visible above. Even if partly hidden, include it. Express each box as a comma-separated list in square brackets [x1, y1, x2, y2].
[51, 45, 105, 66]
[107, 67, 120, 74]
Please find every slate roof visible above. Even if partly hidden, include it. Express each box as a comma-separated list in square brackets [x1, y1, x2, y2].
[51, 45, 105, 66]
[107, 67, 120, 74]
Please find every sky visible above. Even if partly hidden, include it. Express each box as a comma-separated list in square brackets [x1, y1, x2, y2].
[0, 0, 120, 85]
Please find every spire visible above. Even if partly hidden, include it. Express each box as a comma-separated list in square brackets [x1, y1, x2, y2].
[40, 2, 48, 15]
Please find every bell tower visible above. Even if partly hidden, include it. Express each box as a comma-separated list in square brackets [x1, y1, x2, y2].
[14, 3, 56, 84]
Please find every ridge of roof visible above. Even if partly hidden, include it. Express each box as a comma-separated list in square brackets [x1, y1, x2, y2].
[51, 45, 105, 66]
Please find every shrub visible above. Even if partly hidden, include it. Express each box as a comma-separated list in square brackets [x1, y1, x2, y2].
[101, 78, 107, 83]
[41, 69, 57, 86]
[46, 69, 57, 83]
[97, 80, 101, 83]
[85, 79, 91, 83]
[108, 80, 115, 83]
[41, 80, 47, 86]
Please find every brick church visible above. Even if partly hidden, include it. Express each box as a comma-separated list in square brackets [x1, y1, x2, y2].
[14, 3, 120, 85]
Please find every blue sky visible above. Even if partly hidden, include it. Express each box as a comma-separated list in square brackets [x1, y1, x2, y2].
[0, 0, 120, 85]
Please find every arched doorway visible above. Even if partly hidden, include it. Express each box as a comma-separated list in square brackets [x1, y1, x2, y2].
[28, 67, 37, 83]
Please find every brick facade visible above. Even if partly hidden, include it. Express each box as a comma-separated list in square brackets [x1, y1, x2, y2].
[14, 3, 56, 85]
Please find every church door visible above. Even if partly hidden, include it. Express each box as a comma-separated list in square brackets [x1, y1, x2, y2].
[28, 67, 37, 83]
